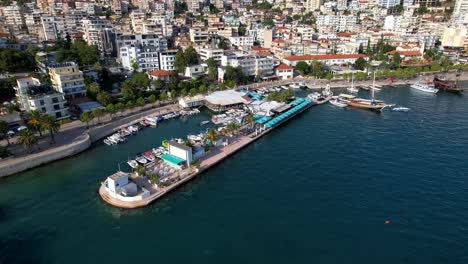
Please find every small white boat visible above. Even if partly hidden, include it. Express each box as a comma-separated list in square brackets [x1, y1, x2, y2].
[103, 139, 113, 145]
[329, 97, 348, 107]
[127, 160, 138, 169]
[136, 155, 148, 164]
[145, 117, 157, 126]
[411, 80, 439, 93]
[392, 106, 410, 112]
[200, 120, 210, 126]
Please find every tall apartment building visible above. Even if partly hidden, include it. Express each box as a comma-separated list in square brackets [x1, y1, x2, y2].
[117, 34, 168, 72]
[221, 53, 274, 77]
[454, 0, 468, 15]
[158, 49, 177, 70]
[413, 0, 438, 6]
[189, 27, 209, 44]
[82, 17, 115, 56]
[199, 47, 224, 61]
[49, 62, 86, 98]
[1, 3, 25, 32]
[377, 0, 400, 8]
[305, 0, 321, 11]
[14, 77, 69, 120]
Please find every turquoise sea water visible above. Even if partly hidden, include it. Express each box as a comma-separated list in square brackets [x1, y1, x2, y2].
[1, 85, 468, 263]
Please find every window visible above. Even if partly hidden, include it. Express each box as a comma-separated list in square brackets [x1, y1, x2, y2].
[54, 104, 60, 110]
[41, 107, 46, 113]
[52, 97, 59, 103]
[55, 112, 62, 118]
[40, 100, 45, 105]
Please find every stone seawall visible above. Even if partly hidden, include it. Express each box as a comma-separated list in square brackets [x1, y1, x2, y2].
[0, 133, 91, 178]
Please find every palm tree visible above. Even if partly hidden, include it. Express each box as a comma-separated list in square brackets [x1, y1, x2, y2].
[27, 110, 44, 136]
[226, 122, 240, 133]
[17, 130, 37, 153]
[41, 115, 60, 144]
[0, 120, 10, 145]
[244, 114, 255, 129]
[80, 112, 93, 129]
[204, 128, 219, 144]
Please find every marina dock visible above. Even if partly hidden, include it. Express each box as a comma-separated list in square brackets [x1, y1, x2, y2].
[99, 98, 315, 209]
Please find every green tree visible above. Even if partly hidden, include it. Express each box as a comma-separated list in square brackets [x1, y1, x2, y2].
[358, 43, 364, 54]
[175, 50, 186, 73]
[92, 108, 105, 124]
[296, 61, 310, 75]
[394, 4, 404, 14]
[96, 91, 113, 106]
[115, 102, 125, 116]
[199, 85, 207, 94]
[80, 112, 93, 129]
[136, 97, 145, 110]
[262, 18, 275, 27]
[105, 104, 116, 119]
[180, 88, 188, 97]
[417, 6, 429, 14]
[26, 110, 44, 136]
[86, 82, 101, 98]
[184, 46, 199, 65]
[189, 87, 197, 96]
[354, 57, 368, 71]
[392, 52, 402, 68]
[160, 92, 168, 101]
[0, 120, 10, 145]
[121, 80, 136, 101]
[41, 115, 60, 144]
[148, 94, 157, 103]
[17, 130, 37, 153]
[154, 79, 165, 90]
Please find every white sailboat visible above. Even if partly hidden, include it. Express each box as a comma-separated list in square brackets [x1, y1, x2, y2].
[347, 72, 359, 93]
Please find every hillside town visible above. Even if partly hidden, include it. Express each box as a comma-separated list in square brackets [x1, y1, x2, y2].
[0, 0, 467, 161]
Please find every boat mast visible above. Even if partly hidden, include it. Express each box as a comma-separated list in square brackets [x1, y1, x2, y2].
[351, 72, 354, 89]
[372, 71, 375, 101]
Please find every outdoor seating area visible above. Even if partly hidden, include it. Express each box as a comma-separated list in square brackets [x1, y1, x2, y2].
[264, 98, 313, 128]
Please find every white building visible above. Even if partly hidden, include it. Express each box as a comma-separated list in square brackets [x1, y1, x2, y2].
[82, 17, 114, 56]
[168, 141, 193, 167]
[199, 47, 224, 61]
[384, 15, 402, 31]
[189, 27, 209, 44]
[221, 53, 274, 77]
[229, 36, 254, 47]
[179, 95, 205, 108]
[275, 64, 294, 80]
[117, 34, 168, 72]
[14, 77, 69, 120]
[49, 62, 86, 98]
[378, 0, 400, 8]
[159, 49, 177, 70]
[283, 54, 369, 66]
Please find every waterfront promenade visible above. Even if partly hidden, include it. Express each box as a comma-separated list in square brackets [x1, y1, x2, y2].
[0, 102, 180, 178]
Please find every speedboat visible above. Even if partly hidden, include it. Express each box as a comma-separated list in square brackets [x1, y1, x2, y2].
[411, 80, 439, 93]
[127, 160, 138, 169]
[145, 117, 157, 126]
[308, 92, 332, 104]
[144, 151, 156, 162]
[135, 155, 148, 165]
[329, 97, 348, 107]
[103, 139, 113, 146]
[392, 106, 410, 112]
[200, 120, 210, 126]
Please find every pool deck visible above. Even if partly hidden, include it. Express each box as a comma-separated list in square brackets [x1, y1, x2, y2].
[99, 102, 314, 209]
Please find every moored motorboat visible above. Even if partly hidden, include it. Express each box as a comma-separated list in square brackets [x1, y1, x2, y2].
[307, 84, 333, 104]
[127, 160, 138, 169]
[135, 155, 148, 165]
[329, 96, 348, 107]
[144, 151, 156, 162]
[411, 80, 439, 93]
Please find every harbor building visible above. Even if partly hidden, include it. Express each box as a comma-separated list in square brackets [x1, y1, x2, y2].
[49, 62, 86, 99]
[275, 64, 294, 80]
[104, 171, 150, 200]
[14, 77, 69, 120]
[179, 95, 205, 108]
[160, 141, 193, 169]
[204, 90, 251, 112]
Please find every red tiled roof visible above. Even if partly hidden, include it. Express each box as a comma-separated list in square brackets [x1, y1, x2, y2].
[273, 39, 285, 43]
[276, 64, 294, 70]
[251, 46, 270, 51]
[16, 77, 34, 81]
[284, 54, 368, 61]
[149, 69, 172, 77]
[337, 32, 353, 37]
[257, 51, 273, 56]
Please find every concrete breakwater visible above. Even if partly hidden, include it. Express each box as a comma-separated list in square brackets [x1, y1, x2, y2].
[0, 133, 91, 178]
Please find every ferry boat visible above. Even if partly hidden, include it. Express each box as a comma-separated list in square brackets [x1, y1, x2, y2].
[411, 80, 439, 94]
[347, 72, 387, 111]
[433, 77, 463, 93]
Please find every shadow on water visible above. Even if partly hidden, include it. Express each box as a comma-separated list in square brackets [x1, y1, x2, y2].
[0, 228, 55, 264]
